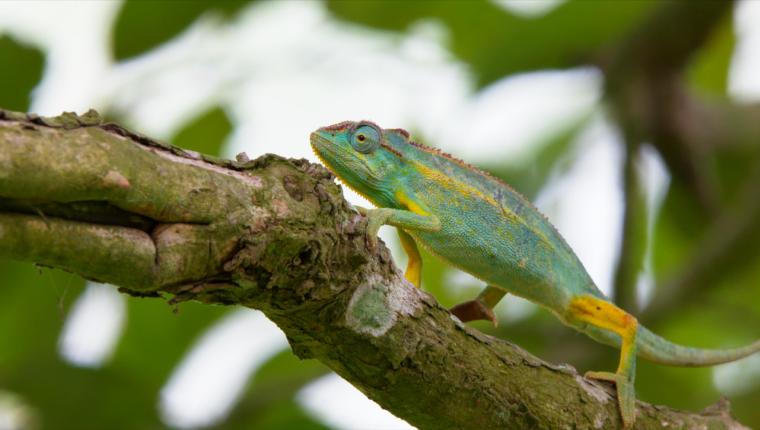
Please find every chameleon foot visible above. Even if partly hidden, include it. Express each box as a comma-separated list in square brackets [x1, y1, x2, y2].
[449, 300, 498, 326]
[585, 370, 636, 428]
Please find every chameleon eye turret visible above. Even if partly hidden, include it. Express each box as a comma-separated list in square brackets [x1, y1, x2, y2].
[350, 122, 381, 153]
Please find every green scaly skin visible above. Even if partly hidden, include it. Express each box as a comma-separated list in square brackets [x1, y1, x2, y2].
[311, 120, 760, 428]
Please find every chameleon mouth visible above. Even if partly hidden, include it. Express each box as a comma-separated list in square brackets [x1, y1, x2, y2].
[309, 132, 335, 171]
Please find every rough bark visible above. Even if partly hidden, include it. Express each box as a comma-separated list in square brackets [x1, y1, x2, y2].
[0, 109, 749, 430]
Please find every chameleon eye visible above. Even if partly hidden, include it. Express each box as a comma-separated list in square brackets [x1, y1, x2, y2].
[351, 123, 381, 154]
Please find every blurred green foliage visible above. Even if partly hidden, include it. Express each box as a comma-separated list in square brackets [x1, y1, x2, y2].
[328, 0, 657, 87]
[687, 14, 735, 96]
[172, 107, 233, 156]
[112, 0, 252, 60]
[0, 36, 43, 111]
[1, 0, 759, 429]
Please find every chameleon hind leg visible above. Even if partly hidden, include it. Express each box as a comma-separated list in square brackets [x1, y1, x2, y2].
[397, 229, 422, 288]
[568, 295, 639, 428]
[450, 285, 507, 326]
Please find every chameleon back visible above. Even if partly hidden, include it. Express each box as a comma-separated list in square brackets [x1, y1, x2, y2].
[385, 133, 604, 312]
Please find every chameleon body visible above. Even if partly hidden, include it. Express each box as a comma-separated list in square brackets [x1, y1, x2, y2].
[310, 120, 760, 428]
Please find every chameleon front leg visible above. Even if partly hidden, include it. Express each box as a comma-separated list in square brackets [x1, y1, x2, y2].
[568, 295, 639, 428]
[450, 285, 507, 326]
[356, 207, 440, 247]
[397, 228, 422, 288]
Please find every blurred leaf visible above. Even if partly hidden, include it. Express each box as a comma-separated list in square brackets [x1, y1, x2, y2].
[642, 186, 760, 420]
[0, 258, 229, 429]
[241, 399, 330, 430]
[112, 0, 252, 60]
[636, 278, 759, 410]
[252, 350, 329, 390]
[220, 350, 331, 429]
[0, 36, 44, 111]
[637, 361, 717, 409]
[0, 261, 82, 374]
[327, 0, 657, 86]
[686, 13, 734, 96]
[651, 180, 706, 280]
[734, 393, 760, 430]
[172, 106, 233, 156]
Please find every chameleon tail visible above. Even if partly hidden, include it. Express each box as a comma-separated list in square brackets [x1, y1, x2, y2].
[637, 325, 760, 366]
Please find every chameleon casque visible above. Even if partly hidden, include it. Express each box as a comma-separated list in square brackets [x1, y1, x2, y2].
[310, 120, 760, 428]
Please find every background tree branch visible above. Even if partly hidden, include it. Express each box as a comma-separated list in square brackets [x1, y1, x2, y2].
[598, 0, 760, 325]
[0, 109, 750, 430]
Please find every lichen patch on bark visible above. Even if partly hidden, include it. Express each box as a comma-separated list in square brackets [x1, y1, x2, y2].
[346, 274, 396, 336]
[345, 273, 423, 337]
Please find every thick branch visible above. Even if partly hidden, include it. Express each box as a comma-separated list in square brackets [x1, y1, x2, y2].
[0, 110, 748, 430]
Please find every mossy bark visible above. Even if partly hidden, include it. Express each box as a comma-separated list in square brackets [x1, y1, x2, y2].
[0, 109, 748, 430]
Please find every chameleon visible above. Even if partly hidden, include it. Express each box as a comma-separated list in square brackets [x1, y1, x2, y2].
[310, 120, 760, 428]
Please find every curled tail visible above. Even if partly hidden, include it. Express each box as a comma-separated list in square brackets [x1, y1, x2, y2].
[637, 325, 760, 366]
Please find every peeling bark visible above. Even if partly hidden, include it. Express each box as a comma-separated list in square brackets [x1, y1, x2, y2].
[0, 109, 749, 430]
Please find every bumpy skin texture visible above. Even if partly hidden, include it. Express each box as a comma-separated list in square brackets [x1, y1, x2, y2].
[311, 120, 760, 428]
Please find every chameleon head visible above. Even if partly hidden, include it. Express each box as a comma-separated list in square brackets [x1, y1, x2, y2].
[310, 120, 407, 205]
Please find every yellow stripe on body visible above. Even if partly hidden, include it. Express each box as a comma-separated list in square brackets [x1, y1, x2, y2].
[407, 160, 552, 247]
[395, 188, 430, 216]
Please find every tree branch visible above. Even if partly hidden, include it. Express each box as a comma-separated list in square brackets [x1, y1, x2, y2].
[602, 0, 733, 213]
[611, 140, 648, 315]
[0, 109, 749, 430]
